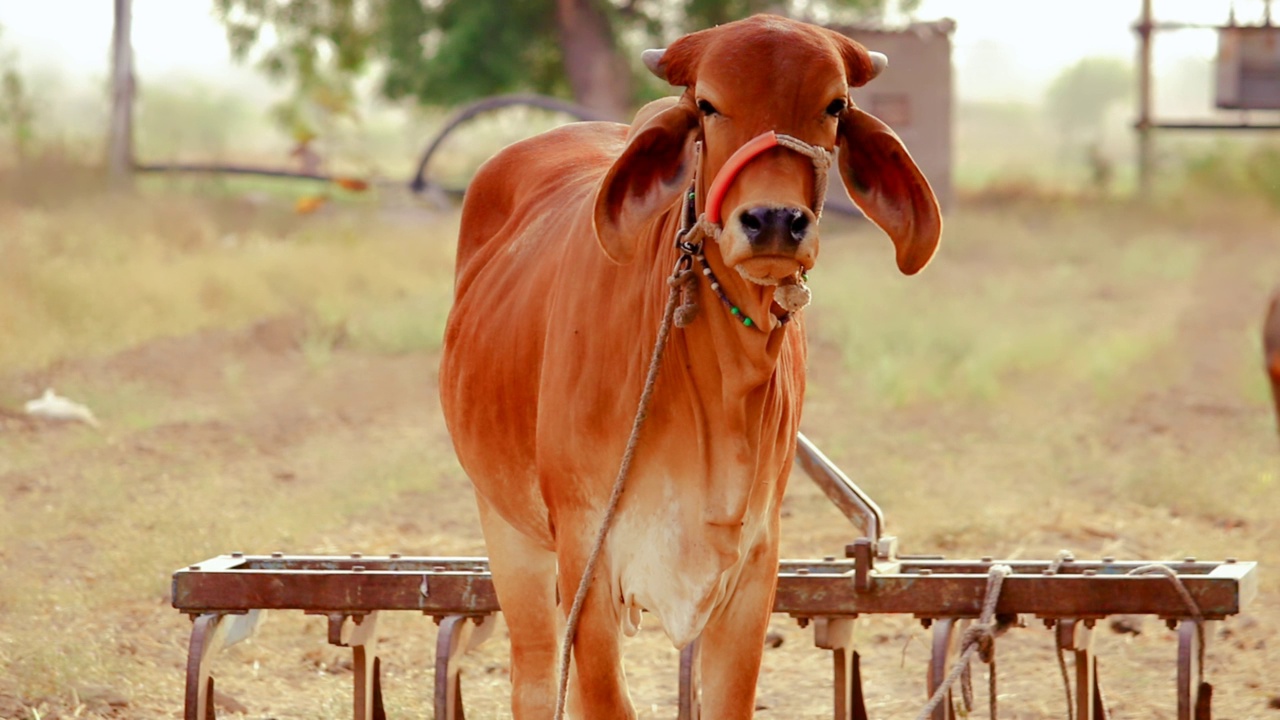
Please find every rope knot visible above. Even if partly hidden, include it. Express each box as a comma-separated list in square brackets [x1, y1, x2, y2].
[963, 622, 997, 664]
[670, 267, 700, 327]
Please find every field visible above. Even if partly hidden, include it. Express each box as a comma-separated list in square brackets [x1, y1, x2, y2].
[0, 179, 1277, 719]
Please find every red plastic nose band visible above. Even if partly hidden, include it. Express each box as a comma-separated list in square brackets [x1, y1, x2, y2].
[704, 131, 780, 225]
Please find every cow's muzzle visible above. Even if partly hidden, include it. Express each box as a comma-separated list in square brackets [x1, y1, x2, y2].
[701, 132, 830, 284]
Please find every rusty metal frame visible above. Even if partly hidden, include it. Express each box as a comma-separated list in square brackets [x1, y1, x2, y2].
[172, 438, 1257, 720]
[174, 553, 1255, 720]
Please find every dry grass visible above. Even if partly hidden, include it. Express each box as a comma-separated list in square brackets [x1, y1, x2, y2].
[0, 175, 1278, 717]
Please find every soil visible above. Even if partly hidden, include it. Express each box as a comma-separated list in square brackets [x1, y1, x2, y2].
[2, 212, 1278, 720]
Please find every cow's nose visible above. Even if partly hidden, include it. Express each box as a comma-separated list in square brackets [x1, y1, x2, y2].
[739, 206, 811, 246]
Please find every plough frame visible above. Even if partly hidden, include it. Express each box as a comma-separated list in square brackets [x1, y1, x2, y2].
[172, 434, 1257, 719]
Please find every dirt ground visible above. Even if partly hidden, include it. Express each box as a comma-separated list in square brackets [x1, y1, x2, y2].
[1, 201, 1278, 719]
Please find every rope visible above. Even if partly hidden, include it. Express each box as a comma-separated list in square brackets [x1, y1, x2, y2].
[1128, 563, 1207, 688]
[774, 133, 833, 220]
[551, 259, 688, 720]
[915, 564, 1012, 720]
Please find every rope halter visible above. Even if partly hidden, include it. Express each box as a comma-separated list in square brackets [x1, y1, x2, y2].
[672, 131, 832, 331]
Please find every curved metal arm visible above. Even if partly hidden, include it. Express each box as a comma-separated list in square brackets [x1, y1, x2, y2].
[794, 432, 885, 546]
[409, 93, 611, 194]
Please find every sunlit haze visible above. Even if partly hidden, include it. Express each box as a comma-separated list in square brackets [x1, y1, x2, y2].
[1, 1, 1264, 102]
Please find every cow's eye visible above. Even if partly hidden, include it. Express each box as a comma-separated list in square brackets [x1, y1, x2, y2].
[697, 99, 719, 116]
[825, 98, 847, 116]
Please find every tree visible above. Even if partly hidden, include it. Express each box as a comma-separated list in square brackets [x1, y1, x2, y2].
[1043, 56, 1133, 143]
[214, 0, 913, 123]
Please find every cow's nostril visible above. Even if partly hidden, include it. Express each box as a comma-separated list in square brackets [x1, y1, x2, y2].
[739, 210, 763, 236]
[789, 212, 810, 241]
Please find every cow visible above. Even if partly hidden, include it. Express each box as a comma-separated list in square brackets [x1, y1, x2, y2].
[439, 14, 942, 719]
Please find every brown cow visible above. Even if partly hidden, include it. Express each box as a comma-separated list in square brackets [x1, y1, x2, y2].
[1266, 287, 1280, 434]
[439, 15, 941, 719]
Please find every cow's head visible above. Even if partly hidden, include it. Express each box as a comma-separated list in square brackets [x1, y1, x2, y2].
[593, 14, 941, 281]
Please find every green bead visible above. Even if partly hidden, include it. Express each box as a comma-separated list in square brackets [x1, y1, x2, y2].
[743, 317, 754, 327]
[730, 307, 740, 316]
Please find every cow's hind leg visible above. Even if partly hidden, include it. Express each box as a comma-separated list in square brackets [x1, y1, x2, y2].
[558, 530, 635, 719]
[696, 536, 780, 719]
[476, 496, 559, 720]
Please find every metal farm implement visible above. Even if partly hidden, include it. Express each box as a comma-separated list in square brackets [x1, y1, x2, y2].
[173, 434, 1257, 720]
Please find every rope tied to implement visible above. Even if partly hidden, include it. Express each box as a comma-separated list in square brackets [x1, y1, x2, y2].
[915, 564, 1012, 720]
[1129, 563, 1207, 689]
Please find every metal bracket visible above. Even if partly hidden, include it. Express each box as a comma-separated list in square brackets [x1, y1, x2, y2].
[434, 614, 495, 720]
[183, 610, 265, 720]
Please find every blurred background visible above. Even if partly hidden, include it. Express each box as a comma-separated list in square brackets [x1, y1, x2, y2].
[0, 2, 1278, 719]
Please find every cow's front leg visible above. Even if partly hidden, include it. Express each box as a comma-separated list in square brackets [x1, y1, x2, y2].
[696, 533, 780, 719]
[557, 530, 635, 720]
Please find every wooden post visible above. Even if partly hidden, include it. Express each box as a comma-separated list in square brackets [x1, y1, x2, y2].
[1136, 0, 1154, 198]
[107, 0, 135, 188]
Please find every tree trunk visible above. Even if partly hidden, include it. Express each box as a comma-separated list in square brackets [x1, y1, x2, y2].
[554, 0, 632, 121]
[107, 0, 135, 188]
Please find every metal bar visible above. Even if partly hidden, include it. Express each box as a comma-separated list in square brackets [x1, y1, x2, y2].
[183, 614, 219, 720]
[1057, 619, 1098, 720]
[927, 619, 957, 720]
[182, 611, 264, 720]
[343, 613, 383, 720]
[1177, 619, 1208, 720]
[436, 615, 487, 720]
[173, 556, 1255, 620]
[794, 433, 884, 546]
[1148, 122, 1280, 131]
[813, 618, 858, 720]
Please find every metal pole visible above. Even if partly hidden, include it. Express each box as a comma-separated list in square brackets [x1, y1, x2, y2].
[1136, 0, 1155, 199]
[107, 0, 135, 188]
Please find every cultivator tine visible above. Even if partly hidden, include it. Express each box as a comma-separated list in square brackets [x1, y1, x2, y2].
[678, 639, 701, 720]
[1056, 619, 1108, 720]
[1177, 619, 1213, 720]
[183, 610, 265, 720]
[348, 614, 386, 720]
[926, 619, 957, 720]
[434, 615, 494, 720]
[813, 617, 868, 720]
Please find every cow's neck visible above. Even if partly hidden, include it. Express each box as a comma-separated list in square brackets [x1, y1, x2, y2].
[654, 214, 794, 396]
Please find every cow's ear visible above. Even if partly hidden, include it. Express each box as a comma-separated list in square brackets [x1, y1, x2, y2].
[592, 96, 700, 264]
[836, 106, 942, 275]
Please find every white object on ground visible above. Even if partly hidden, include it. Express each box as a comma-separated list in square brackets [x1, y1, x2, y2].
[24, 388, 100, 427]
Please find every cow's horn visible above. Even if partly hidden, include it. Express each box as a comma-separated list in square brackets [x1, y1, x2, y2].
[869, 51, 888, 80]
[642, 48, 666, 80]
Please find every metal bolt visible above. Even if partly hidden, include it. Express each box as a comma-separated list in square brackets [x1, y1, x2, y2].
[351, 552, 363, 559]
[1184, 556, 1196, 563]
[433, 565, 446, 573]
[1102, 556, 1115, 563]
[1062, 555, 1075, 563]
[797, 617, 810, 629]
[823, 555, 836, 562]
[980, 555, 993, 563]
[1225, 557, 1237, 564]
[1043, 568, 1055, 575]
[918, 569, 932, 575]
[271, 552, 284, 558]
[797, 568, 810, 575]
[1043, 618, 1056, 629]
[230, 552, 244, 558]
[1083, 569, 1097, 576]
[920, 618, 933, 629]
[353, 565, 365, 573]
[1084, 619, 1096, 629]
[1166, 618, 1177, 631]
[389, 552, 402, 559]
[474, 565, 486, 573]
[188, 565, 200, 571]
